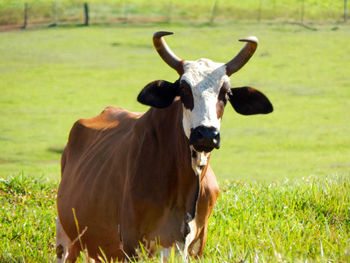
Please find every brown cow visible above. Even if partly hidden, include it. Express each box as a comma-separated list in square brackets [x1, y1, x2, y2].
[56, 31, 273, 262]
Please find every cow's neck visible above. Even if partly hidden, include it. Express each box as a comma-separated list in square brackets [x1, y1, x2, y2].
[138, 99, 210, 179]
[134, 99, 209, 219]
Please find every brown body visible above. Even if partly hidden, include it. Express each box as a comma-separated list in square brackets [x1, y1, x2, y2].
[57, 100, 219, 261]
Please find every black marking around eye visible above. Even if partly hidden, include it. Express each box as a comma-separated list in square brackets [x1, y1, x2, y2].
[180, 81, 194, 110]
[218, 86, 228, 104]
[216, 82, 230, 119]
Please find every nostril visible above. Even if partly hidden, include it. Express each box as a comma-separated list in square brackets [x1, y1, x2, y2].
[190, 126, 220, 151]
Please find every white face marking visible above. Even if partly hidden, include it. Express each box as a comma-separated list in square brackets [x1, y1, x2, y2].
[181, 59, 229, 139]
[190, 146, 210, 176]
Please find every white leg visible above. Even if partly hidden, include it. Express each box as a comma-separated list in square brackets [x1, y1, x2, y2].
[56, 217, 74, 263]
[160, 247, 172, 263]
[183, 219, 198, 260]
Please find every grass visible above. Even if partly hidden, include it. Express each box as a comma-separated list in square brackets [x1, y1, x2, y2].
[0, 173, 57, 262]
[0, 0, 348, 26]
[0, 22, 349, 261]
[0, 22, 349, 181]
[0, 173, 349, 262]
[207, 176, 350, 262]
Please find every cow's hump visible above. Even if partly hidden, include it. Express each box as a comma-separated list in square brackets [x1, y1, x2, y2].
[63, 106, 142, 169]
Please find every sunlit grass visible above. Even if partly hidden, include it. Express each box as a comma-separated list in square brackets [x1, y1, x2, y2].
[0, 173, 349, 261]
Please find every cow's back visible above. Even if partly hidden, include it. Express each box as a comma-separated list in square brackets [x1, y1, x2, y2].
[57, 106, 142, 260]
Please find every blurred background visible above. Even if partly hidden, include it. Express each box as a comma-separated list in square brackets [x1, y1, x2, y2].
[0, 0, 348, 30]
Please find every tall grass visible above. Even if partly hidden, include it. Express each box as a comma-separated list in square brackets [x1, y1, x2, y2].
[0, 173, 57, 262]
[0, 173, 348, 261]
[206, 175, 350, 262]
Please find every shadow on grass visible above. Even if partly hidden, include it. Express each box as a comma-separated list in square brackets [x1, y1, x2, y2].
[47, 146, 64, 154]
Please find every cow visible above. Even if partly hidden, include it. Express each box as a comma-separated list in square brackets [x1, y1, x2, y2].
[56, 31, 273, 262]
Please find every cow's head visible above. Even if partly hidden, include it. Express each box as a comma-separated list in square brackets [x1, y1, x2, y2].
[138, 31, 273, 154]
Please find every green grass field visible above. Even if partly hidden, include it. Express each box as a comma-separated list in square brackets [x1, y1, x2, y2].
[0, 22, 349, 261]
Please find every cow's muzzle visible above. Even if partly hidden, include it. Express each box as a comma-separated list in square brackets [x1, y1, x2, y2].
[189, 126, 220, 152]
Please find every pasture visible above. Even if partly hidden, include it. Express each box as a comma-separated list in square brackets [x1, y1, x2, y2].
[0, 0, 347, 26]
[0, 22, 349, 261]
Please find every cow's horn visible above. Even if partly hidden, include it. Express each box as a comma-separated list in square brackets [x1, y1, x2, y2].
[153, 31, 184, 75]
[225, 36, 258, 76]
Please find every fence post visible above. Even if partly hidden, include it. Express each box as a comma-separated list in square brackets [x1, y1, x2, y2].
[166, 2, 173, 23]
[300, 0, 305, 23]
[84, 3, 89, 26]
[123, 3, 128, 22]
[258, 0, 262, 22]
[22, 2, 28, 29]
[345, 0, 348, 22]
[210, 0, 219, 24]
[52, 0, 58, 26]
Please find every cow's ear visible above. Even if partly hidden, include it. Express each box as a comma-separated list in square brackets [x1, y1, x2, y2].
[228, 86, 273, 115]
[137, 80, 179, 108]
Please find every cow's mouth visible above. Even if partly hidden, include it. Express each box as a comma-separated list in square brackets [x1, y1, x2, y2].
[192, 144, 214, 153]
[190, 147, 210, 175]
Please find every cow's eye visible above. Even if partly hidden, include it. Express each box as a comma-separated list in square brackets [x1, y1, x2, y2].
[218, 85, 229, 105]
[216, 84, 230, 119]
[180, 81, 194, 110]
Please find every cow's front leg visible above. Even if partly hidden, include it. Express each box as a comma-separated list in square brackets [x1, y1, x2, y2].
[56, 217, 80, 263]
[185, 165, 220, 259]
[188, 225, 208, 258]
[120, 196, 143, 260]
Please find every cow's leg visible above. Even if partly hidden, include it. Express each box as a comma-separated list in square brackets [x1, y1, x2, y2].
[183, 219, 198, 259]
[188, 225, 207, 257]
[185, 165, 219, 259]
[56, 217, 80, 263]
[120, 195, 143, 260]
[121, 233, 139, 261]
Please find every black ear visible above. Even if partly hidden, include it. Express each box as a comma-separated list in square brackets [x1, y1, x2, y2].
[137, 80, 179, 108]
[228, 86, 273, 115]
